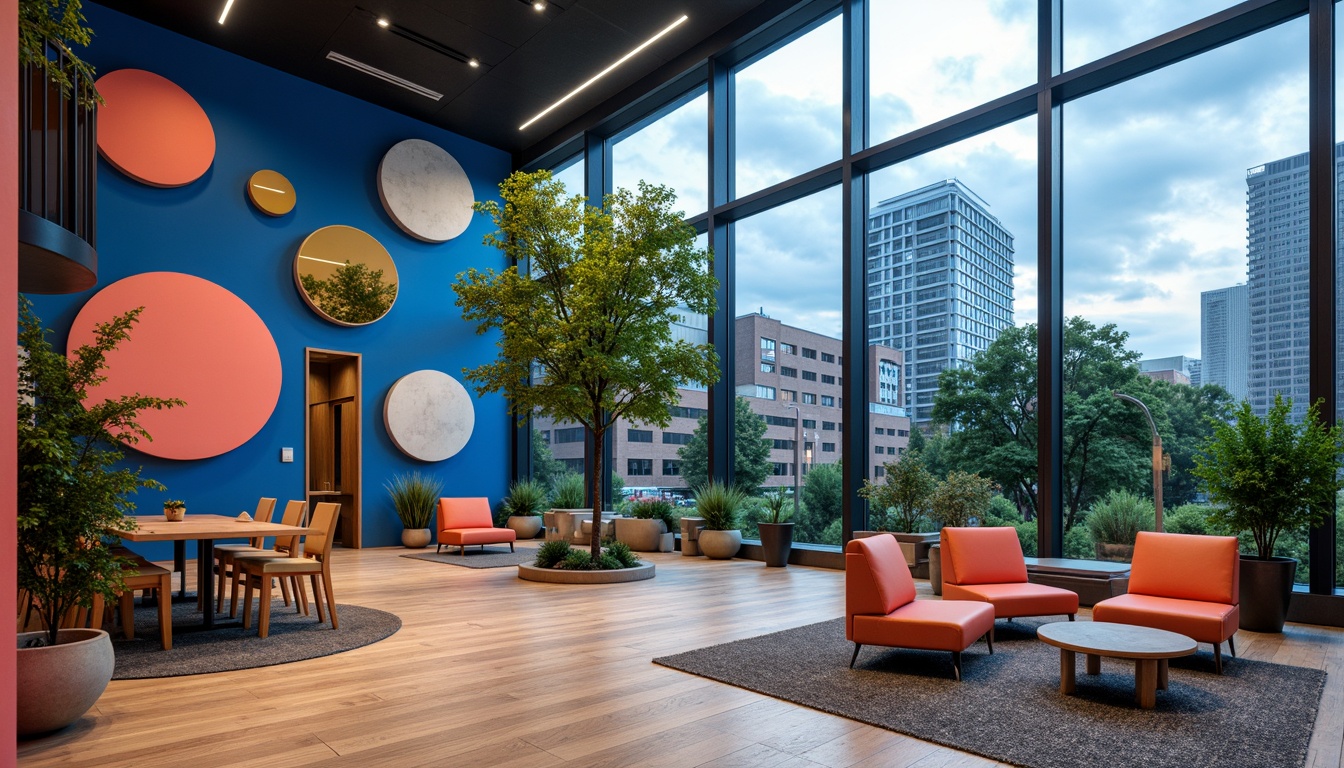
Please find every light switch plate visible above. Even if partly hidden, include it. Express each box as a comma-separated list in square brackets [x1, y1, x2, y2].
[281, 447, 294, 463]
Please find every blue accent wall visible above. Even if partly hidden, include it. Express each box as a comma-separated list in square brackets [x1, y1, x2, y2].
[26, 4, 513, 557]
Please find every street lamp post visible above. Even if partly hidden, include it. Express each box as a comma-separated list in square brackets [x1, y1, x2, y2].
[1112, 392, 1164, 532]
[785, 403, 802, 520]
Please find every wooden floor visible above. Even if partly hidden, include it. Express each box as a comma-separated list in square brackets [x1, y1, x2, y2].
[17, 546, 1344, 768]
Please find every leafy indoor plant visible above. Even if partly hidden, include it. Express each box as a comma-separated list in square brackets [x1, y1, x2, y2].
[756, 488, 794, 567]
[17, 299, 180, 735]
[162, 499, 186, 521]
[694, 481, 746, 560]
[384, 471, 443, 548]
[1192, 394, 1343, 632]
[545, 471, 588, 543]
[503, 478, 549, 539]
[455, 169, 719, 568]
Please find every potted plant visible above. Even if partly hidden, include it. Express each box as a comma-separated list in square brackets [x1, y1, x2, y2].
[928, 470, 994, 595]
[162, 499, 186, 522]
[1085, 489, 1154, 562]
[17, 299, 180, 736]
[545, 471, 588, 542]
[1192, 395, 1343, 633]
[616, 498, 677, 552]
[455, 170, 719, 568]
[503, 478, 548, 539]
[694, 481, 746, 560]
[857, 454, 938, 573]
[755, 488, 794, 567]
[385, 471, 443, 549]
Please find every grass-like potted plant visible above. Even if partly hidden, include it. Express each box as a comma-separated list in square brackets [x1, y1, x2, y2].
[17, 299, 180, 735]
[755, 488, 794, 567]
[455, 170, 719, 575]
[695, 481, 746, 560]
[385, 471, 443, 549]
[928, 470, 994, 595]
[616, 498, 677, 552]
[545, 471, 588, 543]
[1192, 394, 1343, 633]
[503, 478, 548, 539]
[1085, 489, 1154, 563]
[162, 499, 186, 522]
[857, 454, 938, 574]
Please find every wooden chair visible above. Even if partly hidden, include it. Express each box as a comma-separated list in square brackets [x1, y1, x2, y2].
[213, 497, 278, 614]
[118, 560, 173, 650]
[237, 502, 341, 638]
[227, 500, 307, 618]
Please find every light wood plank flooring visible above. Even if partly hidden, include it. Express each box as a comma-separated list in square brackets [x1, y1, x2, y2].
[17, 546, 1344, 768]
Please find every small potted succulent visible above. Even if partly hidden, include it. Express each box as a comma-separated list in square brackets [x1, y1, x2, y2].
[694, 481, 746, 560]
[162, 499, 186, 522]
[755, 488, 793, 567]
[385, 471, 443, 548]
[503, 479, 548, 539]
[616, 498, 677, 552]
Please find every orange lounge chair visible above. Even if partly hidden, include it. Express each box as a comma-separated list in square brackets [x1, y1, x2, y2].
[941, 526, 1079, 628]
[846, 534, 995, 680]
[1092, 531, 1240, 673]
[437, 497, 516, 556]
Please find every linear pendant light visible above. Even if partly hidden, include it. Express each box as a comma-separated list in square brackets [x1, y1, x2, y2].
[519, 14, 688, 130]
[325, 51, 444, 101]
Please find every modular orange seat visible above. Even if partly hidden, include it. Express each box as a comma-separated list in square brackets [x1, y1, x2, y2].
[846, 534, 995, 680]
[941, 526, 1078, 627]
[1092, 531, 1240, 673]
[437, 497, 516, 556]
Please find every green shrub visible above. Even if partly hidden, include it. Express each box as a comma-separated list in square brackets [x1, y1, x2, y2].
[1063, 525, 1093, 559]
[1014, 521, 1038, 557]
[1165, 503, 1211, 536]
[561, 549, 593, 569]
[930, 470, 994, 528]
[629, 498, 677, 532]
[598, 554, 623, 570]
[535, 540, 571, 568]
[1086, 489, 1155, 545]
[605, 540, 640, 568]
[985, 495, 1023, 526]
[552, 473, 586, 509]
[504, 479, 549, 517]
[695, 481, 746, 531]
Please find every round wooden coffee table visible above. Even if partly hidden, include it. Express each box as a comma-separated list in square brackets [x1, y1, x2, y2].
[1037, 621, 1197, 709]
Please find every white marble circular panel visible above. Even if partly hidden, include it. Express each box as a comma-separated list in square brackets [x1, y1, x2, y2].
[384, 370, 475, 461]
[377, 139, 474, 243]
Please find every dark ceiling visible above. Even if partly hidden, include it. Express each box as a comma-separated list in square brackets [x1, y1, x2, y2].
[95, 0, 770, 159]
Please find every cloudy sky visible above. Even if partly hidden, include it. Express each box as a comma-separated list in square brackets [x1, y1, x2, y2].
[561, 0, 1315, 362]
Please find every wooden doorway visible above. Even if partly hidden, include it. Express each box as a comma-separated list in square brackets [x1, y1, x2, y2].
[305, 348, 362, 548]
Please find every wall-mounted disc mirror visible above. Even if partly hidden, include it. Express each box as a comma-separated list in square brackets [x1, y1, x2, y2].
[294, 225, 398, 326]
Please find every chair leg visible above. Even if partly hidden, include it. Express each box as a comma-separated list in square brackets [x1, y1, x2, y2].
[510, 542, 514, 552]
[952, 651, 963, 681]
[1213, 642, 1224, 674]
[292, 576, 307, 615]
[241, 576, 255, 630]
[1228, 635, 1237, 658]
[216, 555, 229, 614]
[279, 575, 292, 607]
[119, 592, 135, 640]
[156, 573, 172, 651]
[986, 632, 994, 655]
[323, 572, 339, 630]
[436, 543, 442, 554]
[258, 582, 272, 639]
[1068, 614, 1075, 622]
[849, 643, 863, 669]
[307, 575, 324, 624]
[230, 567, 246, 618]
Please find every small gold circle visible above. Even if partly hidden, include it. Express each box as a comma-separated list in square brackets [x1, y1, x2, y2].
[247, 170, 296, 216]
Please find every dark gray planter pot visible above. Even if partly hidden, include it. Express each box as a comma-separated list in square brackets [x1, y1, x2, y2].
[758, 522, 794, 567]
[1239, 556, 1297, 633]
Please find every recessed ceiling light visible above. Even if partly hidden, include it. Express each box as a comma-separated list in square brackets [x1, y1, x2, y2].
[533, 2, 546, 10]
[377, 17, 390, 28]
[218, 0, 236, 24]
[468, 58, 480, 68]
[519, 14, 688, 130]
[325, 51, 444, 101]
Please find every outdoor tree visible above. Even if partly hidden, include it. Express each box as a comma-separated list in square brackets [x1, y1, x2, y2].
[299, 261, 397, 324]
[530, 426, 566, 491]
[906, 426, 926, 455]
[1148, 380, 1233, 506]
[455, 170, 719, 561]
[676, 396, 772, 493]
[859, 452, 937, 532]
[797, 460, 843, 543]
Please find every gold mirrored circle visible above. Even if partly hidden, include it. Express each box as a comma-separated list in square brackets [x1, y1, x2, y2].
[294, 225, 398, 326]
[247, 169, 296, 216]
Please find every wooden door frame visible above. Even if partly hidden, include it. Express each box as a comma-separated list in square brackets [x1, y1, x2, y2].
[304, 347, 363, 548]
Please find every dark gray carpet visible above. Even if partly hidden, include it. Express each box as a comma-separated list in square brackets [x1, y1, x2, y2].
[654, 618, 1324, 768]
[112, 600, 400, 679]
[400, 546, 536, 568]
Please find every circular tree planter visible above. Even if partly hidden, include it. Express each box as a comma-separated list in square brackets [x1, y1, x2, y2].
[518, 562, 656, 584]
[17, 628, 115, 737]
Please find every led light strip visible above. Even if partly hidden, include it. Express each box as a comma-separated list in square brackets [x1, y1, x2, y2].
[325, 51, 444, 101]
[218, 0, 236, 24]
[519, 14, 688, 130]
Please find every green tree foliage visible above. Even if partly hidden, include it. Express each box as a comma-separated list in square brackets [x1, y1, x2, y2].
[300, 261, 397, 325]
[1192, 395, 1342, 560]
[906, 426, 927, 455]
[1085, 489, 1154, 546]
[930, 470, 994, 528]
[858, 453, 936, 532]
[1148, 381, 1233, 506]
[796, 460, 843, 543]
[20, 0, 102, 107]
[676, 396, 771, 493]
[17, 299, 183, 646]
[455, 170, 719, 558]
[933, 317, 1157, 529]
[530, 427, 566, 491]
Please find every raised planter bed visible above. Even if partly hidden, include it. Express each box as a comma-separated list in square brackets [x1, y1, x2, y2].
[517, 562, 655, 584]
[1024, 557, 1131, 607]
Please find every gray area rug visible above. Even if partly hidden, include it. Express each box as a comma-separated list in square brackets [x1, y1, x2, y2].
[654, 618, 1324, 768]
[112, 600, 400, 679]
[401, 547, 536, 568]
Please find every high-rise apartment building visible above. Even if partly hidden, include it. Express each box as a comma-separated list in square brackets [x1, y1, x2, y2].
[1138, 355, 1201, 387]
[866, 180, 1014, 425]
[1201, 285, 1250, 402]
[1244, 147, 1344, 419]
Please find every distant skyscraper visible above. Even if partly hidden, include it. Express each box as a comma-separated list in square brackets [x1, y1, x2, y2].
[1139, 355, 1201, 387]
[866, 180, 1014, 425]
[1244, 147, 1344, 419]
[1201, 285, 1249, 403]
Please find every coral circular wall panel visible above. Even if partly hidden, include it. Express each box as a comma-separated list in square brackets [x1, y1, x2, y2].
[384, 370, 475, 462]
[377, 139, 474, 242]
[67, 272, 281, 460]
[95, 69, 216, 187]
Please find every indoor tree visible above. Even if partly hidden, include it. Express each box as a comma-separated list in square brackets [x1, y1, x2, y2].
[455, 170, 720, 562]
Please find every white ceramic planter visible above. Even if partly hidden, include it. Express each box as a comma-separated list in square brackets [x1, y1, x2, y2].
[614, 517, 667, 551]
[401, 528, 432, 548]
[698, 529, 742, 560]
[507, 515, 543, 539]
[17, 628, 115, 737]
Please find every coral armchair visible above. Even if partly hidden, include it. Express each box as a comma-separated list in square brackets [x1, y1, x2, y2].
[941, 526, 1079, 628]
[846, 534, 995, 680]
[1092, 531, 1240, 672]
[437, 497, 516, 556]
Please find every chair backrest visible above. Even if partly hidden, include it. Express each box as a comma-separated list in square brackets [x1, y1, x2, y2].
[1128, 531, 1240, 605]
[844, 534, 916, 637]
[303, 502, 341, 563]
[438, 497, 493, 532]
[941, 526, 1028, 586]
[248, 497, 279, 547]
[274, 500, 307, 552]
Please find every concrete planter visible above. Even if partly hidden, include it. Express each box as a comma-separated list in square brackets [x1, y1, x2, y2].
[614, 517, 667, 551]
[546, 508, 589, 542]
[929, 542, 943, 595]
[17, 628, 114, 737]
[680, 517, 705, 556]
[506, 515, 543, 539]
[518, 561, 655, 584]
[401, 527, 432, 548]
[699, 529, 743, 560]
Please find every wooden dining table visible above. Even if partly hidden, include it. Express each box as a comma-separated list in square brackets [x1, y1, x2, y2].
[115, 514, 309, 631]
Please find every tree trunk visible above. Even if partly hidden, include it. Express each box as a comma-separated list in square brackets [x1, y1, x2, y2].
[590, 427, 604, 560]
